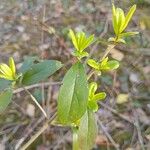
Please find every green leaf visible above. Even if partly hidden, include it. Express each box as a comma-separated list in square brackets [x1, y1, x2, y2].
[77, 32, 86, 51]
[58, 62, 88, 124]
[87, 59, 99, 70]
[89, 82, 97, 99]
[80, 34, 94, 52]
[122, 5, 136, 31]
[22, 60, 62, 85]
[0, 89, 13, 112]
[88, 100, 98, 112]
[78, 109, 98, 150]
[119, 32, 139, 38]
[101, 57, 108, 66]
[107, 60, 120, 70]
[119, 9, 126, 33]
[0, 64, 13, 80]
[9, 57, 16, 77]
[112, 4, 118, 35]
[20, 56, 39, 74]
[69, 29, 79, 51]
[0, 79, 11, 92]
[117, 8, 125, 34]
[69, 29, 94, 53]
[92, 92, 106, 101]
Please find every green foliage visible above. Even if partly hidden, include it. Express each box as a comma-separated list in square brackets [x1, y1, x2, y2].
[88, 57, 119, 72]
[110, 4, 138, 43]
[22, 60, 62, 85]
[69, 29, 95, 59]
[64, 4, 138, 148]
[20, 56, 39, 74]
[0, 57, 17, 81]
[78, 109, 98, 150]
[0, 3, 138, 150]
[88, 82, 106, 112]
[0, 89, 13, 112]
[0, 58, 62, 112]
[57, 62, 88, 124]
[119, 31, 139, 38]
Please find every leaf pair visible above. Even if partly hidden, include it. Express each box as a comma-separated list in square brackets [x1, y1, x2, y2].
[88, 57, 119, 72]
[0, 57, 16, 81]
[69, 29, 94, 59]
[88, 82, 106, 112]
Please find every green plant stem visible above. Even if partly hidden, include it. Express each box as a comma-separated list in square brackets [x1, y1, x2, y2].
[23, 87, 48, 119]
[101, 44, 115, 61]
[87, 70, 95, 80]
[72, 127, 79, 150]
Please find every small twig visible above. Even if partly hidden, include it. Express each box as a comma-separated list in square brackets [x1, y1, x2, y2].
[21, 123, 48, 150]
[133, 109, 145, 150]
[13, 81, 62, 94]
[15, 117, 45, 150]
[23, 87, 48, 119]
[101, 44, 115, 61]
[98, 119, 120, 150]
[20, 112, 57, 150]
[87, 70, 95, 80]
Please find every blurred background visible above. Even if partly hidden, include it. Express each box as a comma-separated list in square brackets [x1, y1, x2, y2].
[0, 0, 150, 149]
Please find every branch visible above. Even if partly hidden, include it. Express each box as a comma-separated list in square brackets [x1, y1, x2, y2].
[20, 112, 57, 150]
[23, 87, 48, 119]
[13, 81, 62, 94]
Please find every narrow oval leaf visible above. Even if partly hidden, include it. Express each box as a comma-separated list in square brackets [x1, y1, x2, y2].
[69, 29, 79, 51]
[0, 64, 13, 78]
[112, 4, 118, 35]
[117, 8, 125, 33]
[80, 34, 94, 52]
[122, 5, 136, 31]
[87, 59, 99, 70]
[119, 32, 139, 38]
[0, 89, 13, 112]
[58, 62, 88, 124]
[92, 92, 106, 101]
[89, 82, 97, 99]
[101, 57, 108, 66]
[22, 60, 62, 85]
[9, 57, 16, 77]
[107, 60, 120, 70]
[78, 110, 98, 150]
